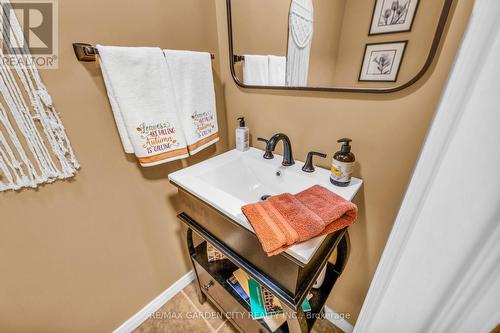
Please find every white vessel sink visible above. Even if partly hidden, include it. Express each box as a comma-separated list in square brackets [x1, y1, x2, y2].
[169, 147, 362, 264]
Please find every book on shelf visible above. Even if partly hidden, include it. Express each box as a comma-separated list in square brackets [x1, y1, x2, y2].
[230, 269, 312, 332]
[227, 275, 250, 305]
[248, 278, 312, 319]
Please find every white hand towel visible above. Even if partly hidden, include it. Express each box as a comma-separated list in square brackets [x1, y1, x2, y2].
[97, 45, 189, 167]
[243, 55, 269, 85]
[98, 59, 134, 153]
[163, 50, 219, 155]
[268, 56, 287, 86]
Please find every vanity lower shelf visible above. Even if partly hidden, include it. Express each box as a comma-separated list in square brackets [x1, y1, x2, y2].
[179, 208, 350, 333]
[192, 241, 340, 333]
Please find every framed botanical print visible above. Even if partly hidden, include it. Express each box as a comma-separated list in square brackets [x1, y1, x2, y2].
[369, 0, 420, 35]
[359, 41, 407, 82]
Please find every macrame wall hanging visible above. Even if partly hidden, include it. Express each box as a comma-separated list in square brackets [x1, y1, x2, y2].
[0, 1, 79, 192]
[286, 0, 314, 87]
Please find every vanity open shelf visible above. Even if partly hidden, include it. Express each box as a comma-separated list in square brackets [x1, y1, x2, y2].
[190, 240, 340, 333]
[180, 212, 350, 333]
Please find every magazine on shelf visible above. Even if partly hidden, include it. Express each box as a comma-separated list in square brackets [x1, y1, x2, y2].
[231, 268, 312, 332]
[232, 269, 286, 332]
[248, 278, 312, 319]
[227, 275, 250, 305]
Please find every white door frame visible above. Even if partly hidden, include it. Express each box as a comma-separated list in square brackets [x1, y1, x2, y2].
[354, 0, 500, 331]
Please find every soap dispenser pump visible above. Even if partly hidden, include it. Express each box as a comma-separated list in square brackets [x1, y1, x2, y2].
[330, 138, 355, 187]
[236, 117, 249, 151]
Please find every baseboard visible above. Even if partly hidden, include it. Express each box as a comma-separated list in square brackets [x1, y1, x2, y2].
[112, 270, 195, 333]
[112, 269, 354, 333]
[324, 306, 354, 333]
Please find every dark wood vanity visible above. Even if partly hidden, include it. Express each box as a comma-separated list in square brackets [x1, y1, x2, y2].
[177, 188, 351, 333]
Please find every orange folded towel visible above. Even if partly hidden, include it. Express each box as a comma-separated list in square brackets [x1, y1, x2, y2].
[241, 185, 358, 256]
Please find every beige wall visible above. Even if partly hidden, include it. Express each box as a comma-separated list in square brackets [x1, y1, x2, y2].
[215, 0, 474, 324]
[0, 1, 226, 332]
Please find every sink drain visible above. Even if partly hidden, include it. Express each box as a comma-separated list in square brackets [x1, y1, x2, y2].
[260, 195, 272, 201]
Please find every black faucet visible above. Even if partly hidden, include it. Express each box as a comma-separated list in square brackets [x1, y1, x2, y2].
[257, 133, 295, 166]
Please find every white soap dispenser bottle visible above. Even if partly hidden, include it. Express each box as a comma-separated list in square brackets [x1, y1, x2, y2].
[236, 117, 249, 151]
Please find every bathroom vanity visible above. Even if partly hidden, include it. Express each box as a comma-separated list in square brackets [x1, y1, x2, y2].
[169, 148, 362, 332]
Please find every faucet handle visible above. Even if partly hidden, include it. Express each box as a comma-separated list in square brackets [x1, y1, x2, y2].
[257, 137, 274, 159]
[257, 137, 268, 144]
[302, 151, 327, 173]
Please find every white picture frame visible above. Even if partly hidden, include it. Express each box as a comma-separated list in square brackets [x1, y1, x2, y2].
[369, 0, 420, 35]
[359, 41, 407, 82]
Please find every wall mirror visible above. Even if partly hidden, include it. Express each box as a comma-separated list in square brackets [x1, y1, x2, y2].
[227, 0, 454, 93]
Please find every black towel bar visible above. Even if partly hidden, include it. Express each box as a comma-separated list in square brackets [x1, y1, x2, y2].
[72, 43, 215, 62]
[233, 54, 245, 62]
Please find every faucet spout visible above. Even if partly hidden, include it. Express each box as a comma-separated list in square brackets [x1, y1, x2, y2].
[263, 133, 295, 166]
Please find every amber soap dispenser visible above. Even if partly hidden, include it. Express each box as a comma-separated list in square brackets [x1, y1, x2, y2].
[330, 138, 355, 187]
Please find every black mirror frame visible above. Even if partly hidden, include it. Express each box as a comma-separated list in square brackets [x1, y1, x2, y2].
[227, 0, 454, 94]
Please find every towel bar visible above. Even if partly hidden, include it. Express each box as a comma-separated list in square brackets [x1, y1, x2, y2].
[233, 54, 245, 62]
[72, 43, 216, 62]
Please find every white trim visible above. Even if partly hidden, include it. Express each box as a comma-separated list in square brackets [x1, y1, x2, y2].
[324, 306, 354, 333]
[112, 271, 195, 333]
[354, 0, 500, 331]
